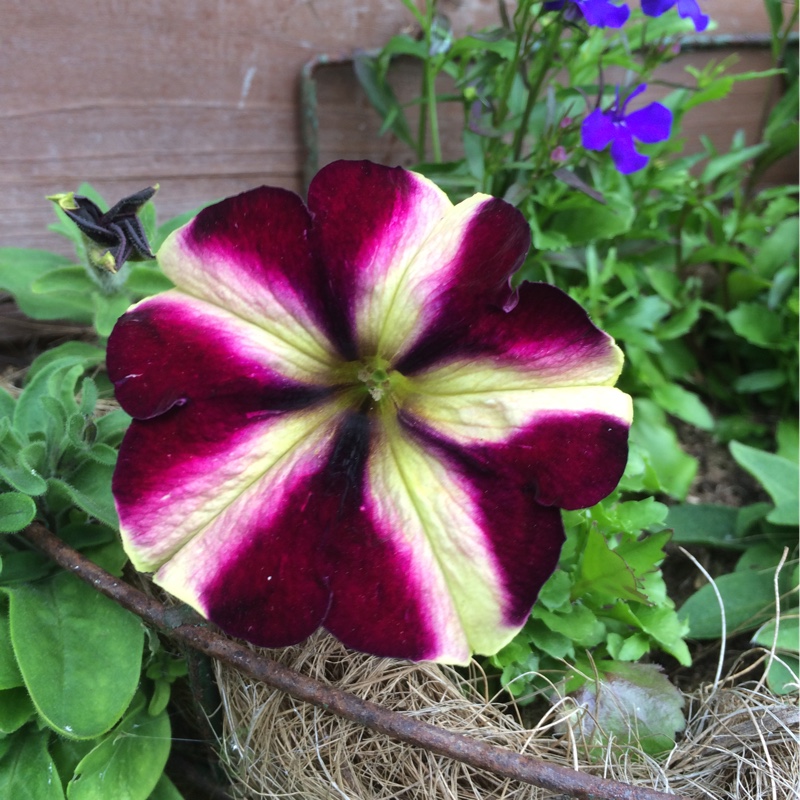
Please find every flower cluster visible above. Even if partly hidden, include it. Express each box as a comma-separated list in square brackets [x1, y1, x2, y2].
[108, 161, 632, 664]
[546, 0, 708, 31]
[582, 84, 673, 173]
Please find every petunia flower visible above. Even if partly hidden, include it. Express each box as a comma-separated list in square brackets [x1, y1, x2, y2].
[640, 0, 709, 31]
[543, 0, 630, 29]
[107, 160, 632, 664]
[582, 84, 672, 173]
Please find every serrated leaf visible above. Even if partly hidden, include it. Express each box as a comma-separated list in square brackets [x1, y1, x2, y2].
[68, 698, 171, 800]
[568, 662, 685, 755]
[0, 493, 37, 533]
[0, 727, 65, 800]
[8, 571, 143, 739]
[533, 603, 606, 647]
[535, 570, 572, 611]
[574, 527, 646, 605]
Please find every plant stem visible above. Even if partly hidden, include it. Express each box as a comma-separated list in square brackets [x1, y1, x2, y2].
[22, 522, 687, 800]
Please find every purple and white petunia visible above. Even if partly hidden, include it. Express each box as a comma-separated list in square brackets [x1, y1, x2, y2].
[544, 0, 630, 29]
[582, 84, 672, 173]
[641, 0, 709, 32]
[108, 160, 632, 664]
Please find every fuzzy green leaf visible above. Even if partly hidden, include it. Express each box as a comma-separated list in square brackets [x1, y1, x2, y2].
[0, 687, 36, 733]
[8, 571, 143, 739]
[0, 727, 65, 800]
[0, 493, 37, 533]
[68, 698, 170, 800]
[0, 247, 92, 323]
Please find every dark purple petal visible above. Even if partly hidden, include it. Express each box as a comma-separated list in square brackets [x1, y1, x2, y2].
[625, 102, 673, 143]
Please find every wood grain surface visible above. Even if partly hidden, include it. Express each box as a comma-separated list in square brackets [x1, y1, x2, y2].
[0, 0, 788, 254]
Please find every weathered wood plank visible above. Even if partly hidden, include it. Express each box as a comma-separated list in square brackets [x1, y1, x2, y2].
[0, 0, 786, 255]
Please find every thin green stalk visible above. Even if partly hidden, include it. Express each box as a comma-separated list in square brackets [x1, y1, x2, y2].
[510, 21, 562, 166]
[425, 58, 442, 162]
[493, 0, 534, 127]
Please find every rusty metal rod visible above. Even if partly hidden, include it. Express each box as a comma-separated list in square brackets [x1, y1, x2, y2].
[22, 522, 685, 800]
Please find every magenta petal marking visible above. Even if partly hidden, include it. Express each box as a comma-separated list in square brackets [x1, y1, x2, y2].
[169, 186, 352, 360]
[399, 417, 565, 629]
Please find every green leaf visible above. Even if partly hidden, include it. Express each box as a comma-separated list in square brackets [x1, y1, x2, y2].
[8, 571, 144, 739]
[666, 504, 743, 549]
[753, 217, 799, 279]
[776, 420, 799, 464]
[0, 604, 22, 690]
[126, 266, 173, 298]
[48, 460, 118, 528]
[0, 727, 65, 800]
[147, 775, 184, 800]
[733, 369, 787, 393]
[92, 293, 134, 338]
[727, 303, 785, 349]
[651, 383, 713, 430]
[0, 247, 92, 323]
[629, 400, 697, 499]
[752, 616, 800, 654]
[700, 142, 769, 184]
[68, 699, 171, 800]
[568, 662, 685, 755]
[763, 654, 799, 696]
[730, 441, 799, 526]
[25, 343, 105, 385]
[14, 362, 86, 438]
[679, 569, 777, 639]
[535, 570, 572, 611]
[533, 602, 606, 647]
[574, 527, 646, 604]
[31, 267, 95, 296]
[0, 493, 36, 533]
[0, 687, 35, 733]
[547, 195, 635, 244]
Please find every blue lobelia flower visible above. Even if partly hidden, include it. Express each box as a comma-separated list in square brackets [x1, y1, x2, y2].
[543, 0, 630, 29]
[641, 0, 709, 31]
[582, 84, 672, 173]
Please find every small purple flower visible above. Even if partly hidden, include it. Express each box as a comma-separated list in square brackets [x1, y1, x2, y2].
[544, 0, 630, 29]
[551, 145, 569, 163]
[582, 85, 672, 174]
[641, 0, 709, 32]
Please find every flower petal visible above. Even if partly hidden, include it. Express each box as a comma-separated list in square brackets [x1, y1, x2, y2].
[322, 415, 565, 662]
[307, 160, 529, 363]
[581, 109, 617, 151]
[640, 0, 673, 16]
[676, 0, 709, 31]
[625, 102, 672, 144]
[108, 293, 340, 570]
[158, 186, 344, 369]
[610, 128, 649, 173]
[579, 0, 630, 29]
[401, 283, 631, 510]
